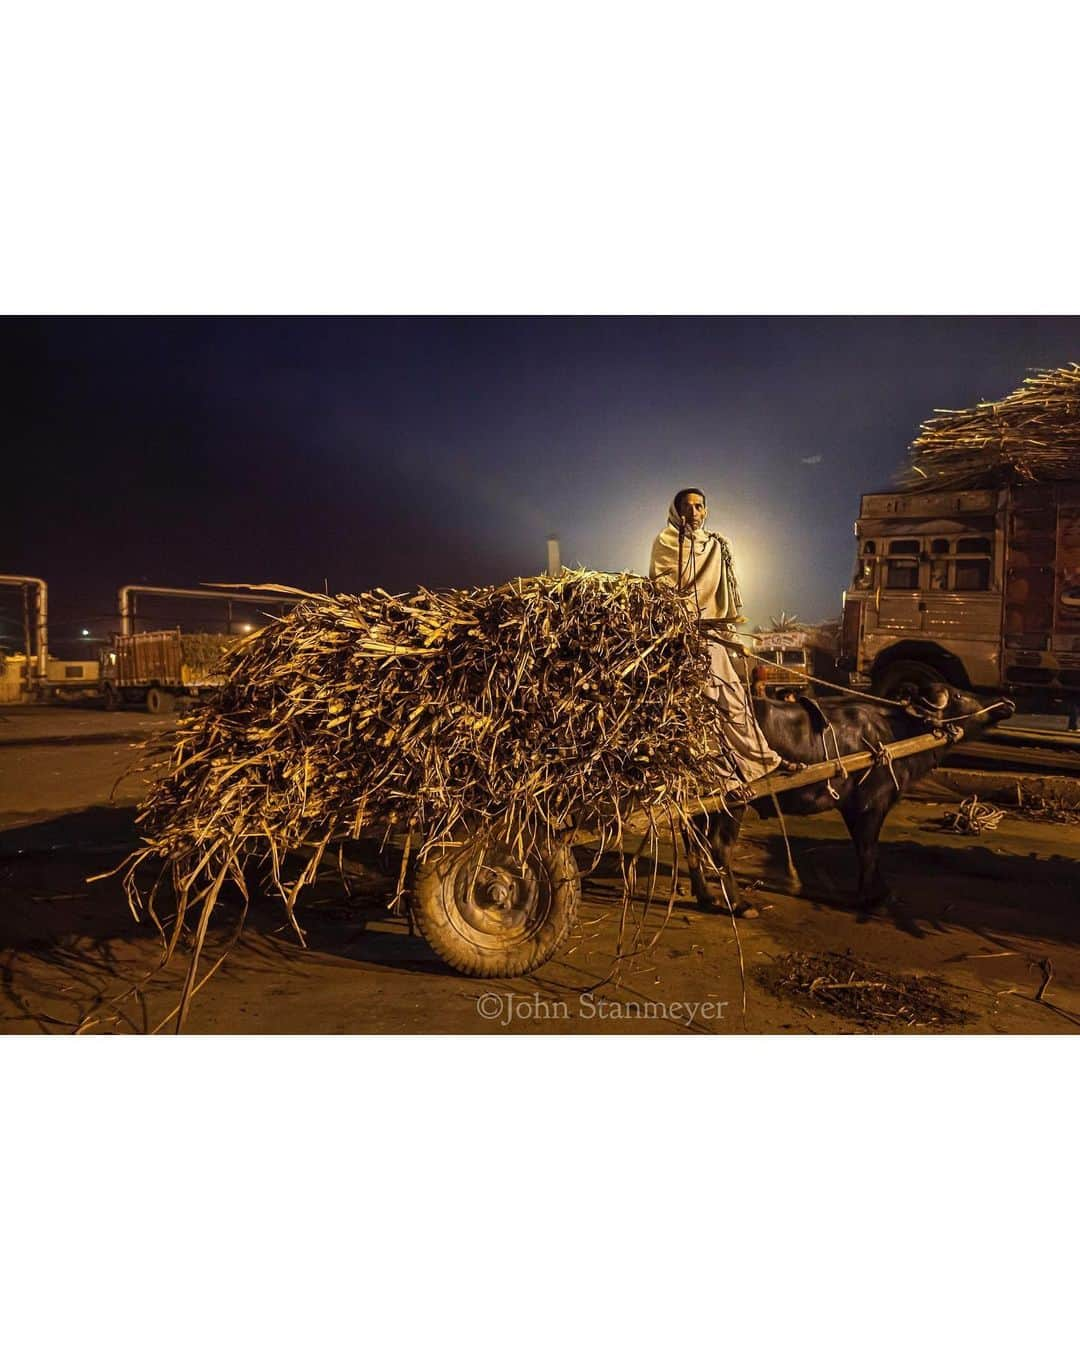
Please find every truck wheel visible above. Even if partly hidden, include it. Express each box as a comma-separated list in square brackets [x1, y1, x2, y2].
[411, 834, 580, 978]
[873, 660, 944, 703]
[146, 687, 177, 714]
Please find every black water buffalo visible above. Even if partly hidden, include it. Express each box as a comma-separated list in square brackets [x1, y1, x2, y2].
[686, 683, 1014, 916]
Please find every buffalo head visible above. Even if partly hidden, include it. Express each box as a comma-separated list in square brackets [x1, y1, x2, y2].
[908, 681, 1014, 737]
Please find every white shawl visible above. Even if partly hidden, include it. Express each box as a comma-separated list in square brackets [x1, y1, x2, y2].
[649, 499, 743, 622]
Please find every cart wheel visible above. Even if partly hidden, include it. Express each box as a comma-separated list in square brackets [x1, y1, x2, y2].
[411, 835, 579, 978]
[146, 687, 176, 714]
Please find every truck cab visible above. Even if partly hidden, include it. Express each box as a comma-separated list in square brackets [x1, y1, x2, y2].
[840, 482, 1080, 714]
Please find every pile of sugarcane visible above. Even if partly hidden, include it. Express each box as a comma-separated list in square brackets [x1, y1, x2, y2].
[118, 571, 737, 1009]
[179, 631, 242, 677]
[901, 364, 1080, 489]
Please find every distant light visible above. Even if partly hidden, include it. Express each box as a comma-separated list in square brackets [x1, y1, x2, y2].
[81, 629, 90, 637]
[238, 623, 253, 633]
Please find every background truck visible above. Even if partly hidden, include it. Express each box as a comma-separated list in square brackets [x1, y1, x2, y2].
[838, 481, 1080, 721]
[745, 627, 812, 697]
[100, 629, 237, 712]
[729, 615, 843, 700]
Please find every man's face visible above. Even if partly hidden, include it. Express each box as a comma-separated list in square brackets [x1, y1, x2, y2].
[678, 493, 707, 531]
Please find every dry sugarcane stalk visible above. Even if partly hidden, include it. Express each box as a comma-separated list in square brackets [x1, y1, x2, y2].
[900, 363, 1080, 490]
[117, 570, 743, 1026]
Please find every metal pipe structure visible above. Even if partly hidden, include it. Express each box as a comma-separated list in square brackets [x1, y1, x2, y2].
[117, 584, 286, 637]
[0, 575, 48, 679]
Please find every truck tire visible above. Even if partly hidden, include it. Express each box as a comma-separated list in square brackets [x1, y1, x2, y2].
[102, 683, 120, 711]
[146, 687, 177, 714]
[873, 660, 945, 702]
[411, 834, 580, 978]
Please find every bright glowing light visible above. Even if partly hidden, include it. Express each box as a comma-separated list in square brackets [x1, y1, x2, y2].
[238, 623, 253, 633]
[81, 628, 90, 637]
[576, 485, 782, 628]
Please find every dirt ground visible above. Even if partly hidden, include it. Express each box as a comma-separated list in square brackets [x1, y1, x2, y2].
[2, 704, 1079, 1035]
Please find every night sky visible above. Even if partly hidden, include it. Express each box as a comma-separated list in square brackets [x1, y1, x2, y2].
[4, 316, 1080, 647]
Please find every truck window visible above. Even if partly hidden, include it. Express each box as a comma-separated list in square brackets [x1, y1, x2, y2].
[862, 540, 876, 554]
[885, 560, 918, 588]
[930, 538, 949, 554]
[955, 558, 990, 590]
[884, 538, 919, 588]
[782, 650, 806, 666]
[953, 536, 992, 590]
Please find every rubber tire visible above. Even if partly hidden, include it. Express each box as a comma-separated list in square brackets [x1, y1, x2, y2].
[873, 660, 944, 702]
[146, 686, 177, 714]
[411, 836, 580, 978]
[102, 683, 120, 711]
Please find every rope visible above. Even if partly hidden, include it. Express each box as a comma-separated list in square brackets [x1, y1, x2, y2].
[858, 736, 901, 793]
[820, 716, 849, 800]
[933, 699, 1013, 724]
[734, 645, 1014, 726]
[944, 795, 1005, 835]
[728, 643, 910, 707]
[732, 629, 800, 885]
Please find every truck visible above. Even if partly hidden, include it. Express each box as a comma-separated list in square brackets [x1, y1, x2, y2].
[744, 628, 812, 697]
[0, 651, 102, 703]
[838, 481, 1080, 721]
[100, 629, 238, 712]
[43, 656, 102, 701]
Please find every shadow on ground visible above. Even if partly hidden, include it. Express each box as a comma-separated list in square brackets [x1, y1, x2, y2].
[750, 828, 1080, 948]
[0, 808, 456, 1032]
[3, 803, 1079, 1034]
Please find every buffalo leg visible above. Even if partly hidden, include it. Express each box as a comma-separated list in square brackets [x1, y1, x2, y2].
[839, 797, 894, 909]
[683, 808, 747, 912]
[682, 822, 714, 907]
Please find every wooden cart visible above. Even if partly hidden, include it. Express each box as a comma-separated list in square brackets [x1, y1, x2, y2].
[311, 725, 965, 979]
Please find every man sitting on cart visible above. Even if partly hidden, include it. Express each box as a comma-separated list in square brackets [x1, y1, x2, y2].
[649, 487, 784, 789]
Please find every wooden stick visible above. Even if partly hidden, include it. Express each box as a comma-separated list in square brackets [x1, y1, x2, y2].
[1035, 958, 1054, 1003]
[651, 726, 963, 820]
[328, 726, 966, 855]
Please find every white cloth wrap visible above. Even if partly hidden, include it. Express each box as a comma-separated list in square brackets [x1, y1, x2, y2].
[648, 506, 741, 622]
[704, 638, 782, 784]
[650, 498, 780, 784]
